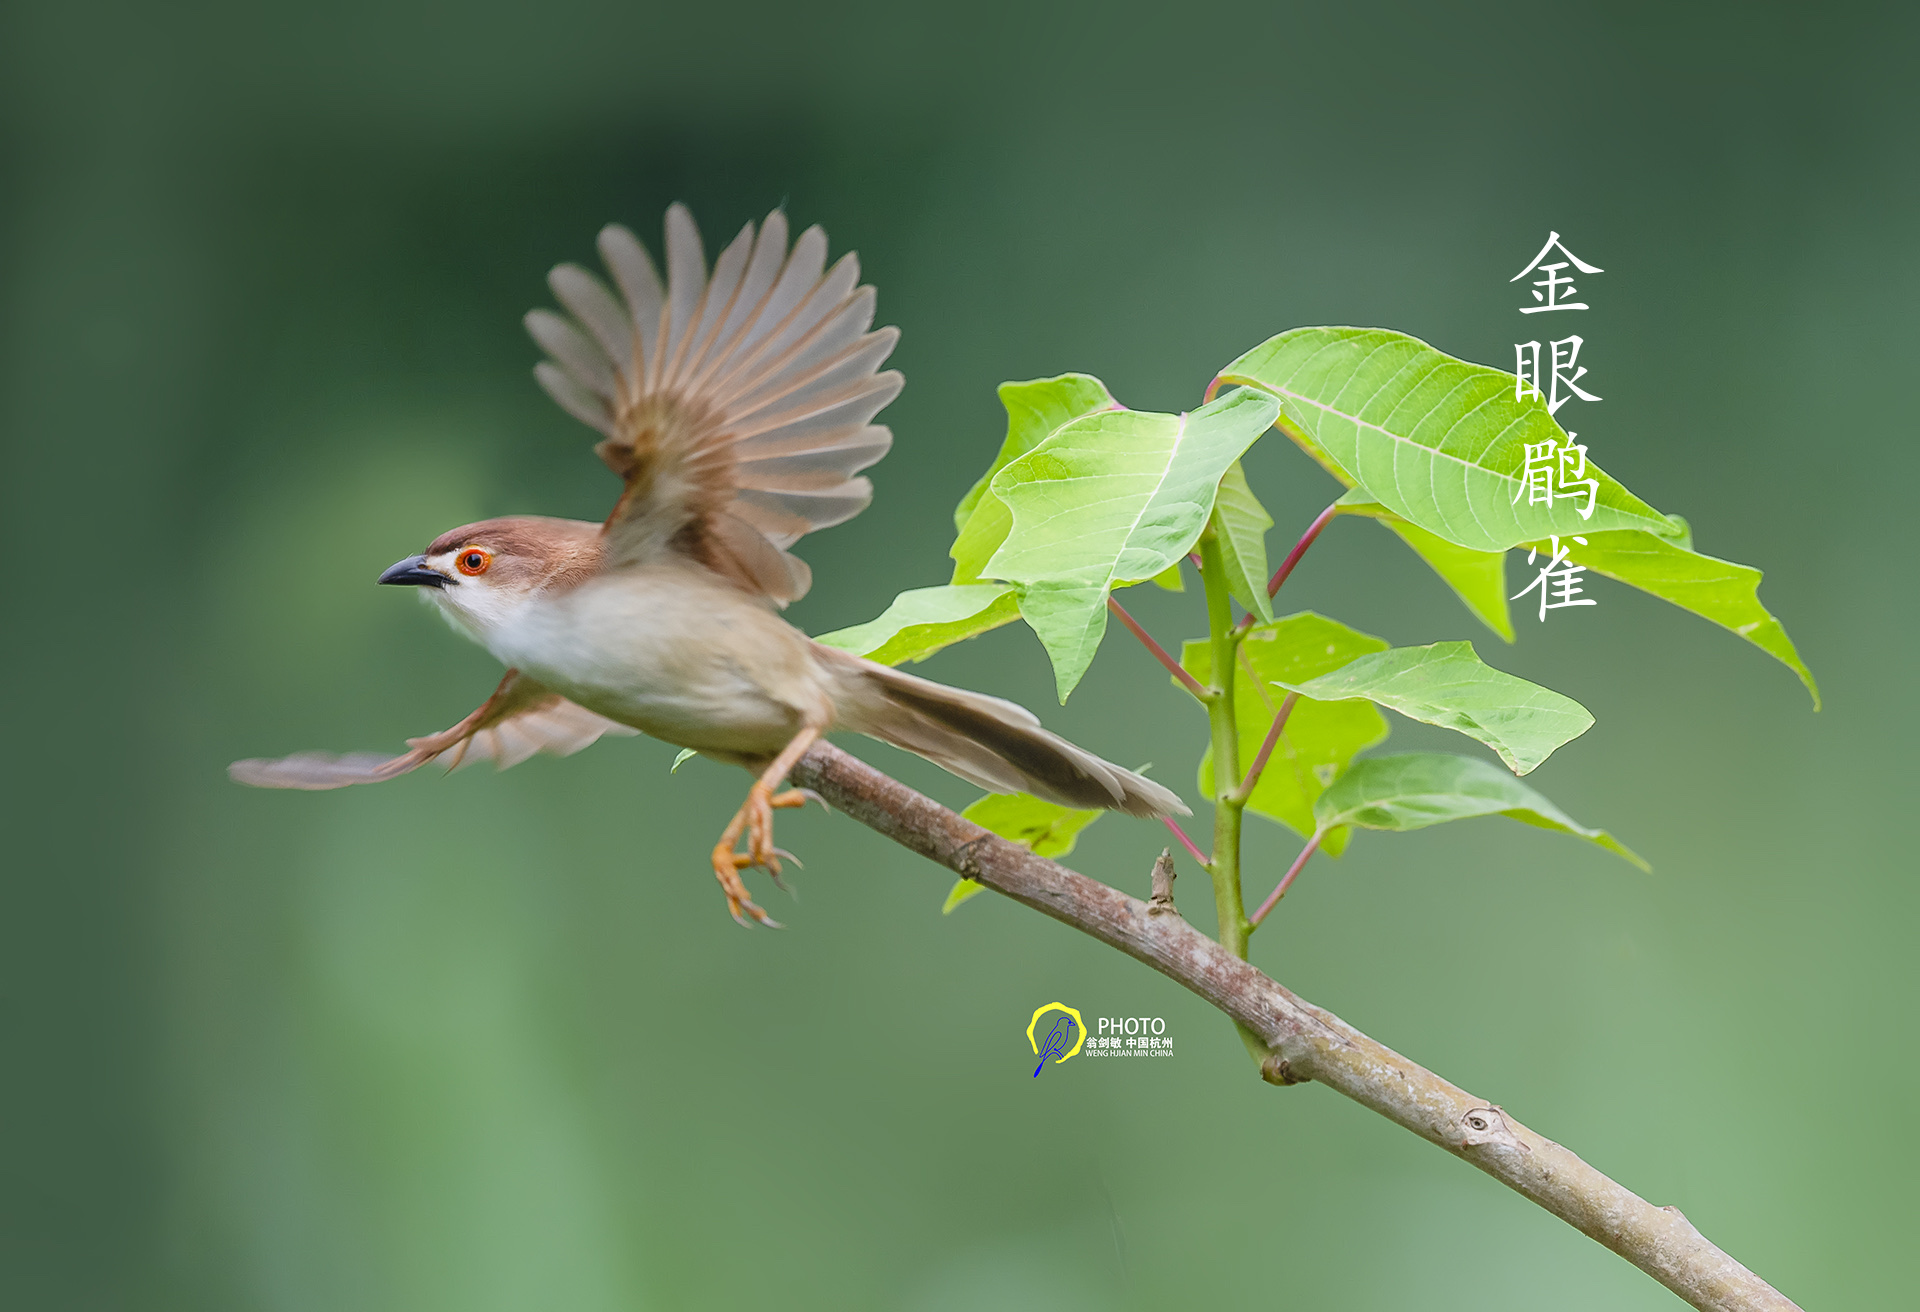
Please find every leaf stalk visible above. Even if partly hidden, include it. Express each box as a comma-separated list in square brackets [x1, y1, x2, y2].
[1161, 816, 1211, 868]
[1251, 829, 1323, 928]
[1108, 594, 1209, 700]
[1235, 499, 1342, 633]
[1233, 691, 1298, 805]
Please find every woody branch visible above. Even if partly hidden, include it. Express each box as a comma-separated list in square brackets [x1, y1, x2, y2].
[788, 740, 1801, 1312]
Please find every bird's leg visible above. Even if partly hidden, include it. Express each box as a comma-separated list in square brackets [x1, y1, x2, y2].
[710, 726, 822, 928]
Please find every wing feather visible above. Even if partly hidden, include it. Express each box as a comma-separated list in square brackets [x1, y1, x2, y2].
[707, 255, 862, 402]
[547, 265, 634, 385]
[729, 368, 902, 443]
[528, 207, 900, 604]
[709, 510, 812, 599]
[661, 204, 708, 382]
[687, 212, 791, 391]
[733, 427, 894, 491]
[534, 362, 618, 439]
[720, 299, 887, 417]
[714, 303, 883, 420]
[675, 222, 755, 386]
[462, 696, 626, 771]
[718, 226, 829, 374]
[525, 310, 617, 399]
[732, 483, 873, 545]
[729, 374, 903, 447]
[230, 672, 636, 791]
[596, 224, 665, 386]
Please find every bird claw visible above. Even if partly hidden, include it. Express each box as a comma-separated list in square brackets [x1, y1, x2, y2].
[711, 737, 825, 926]
[711, 782, 802, 927]
[729, 904, 785, 930]
[720, 876, 785, 929]
[712, 841, 785, 929]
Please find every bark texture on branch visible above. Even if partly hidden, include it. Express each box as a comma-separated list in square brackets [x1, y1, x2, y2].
[790, 741, 1801, 1312]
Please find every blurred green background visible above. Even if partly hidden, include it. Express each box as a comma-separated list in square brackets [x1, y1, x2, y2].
[4, 1, 1912, 1307]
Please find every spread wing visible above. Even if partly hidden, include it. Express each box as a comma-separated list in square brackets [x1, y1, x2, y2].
[229, 672, 637, 790]
[526, 204, 901, 604]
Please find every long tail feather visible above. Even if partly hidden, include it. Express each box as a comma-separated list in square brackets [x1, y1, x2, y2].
[824, 650, 1188, 818]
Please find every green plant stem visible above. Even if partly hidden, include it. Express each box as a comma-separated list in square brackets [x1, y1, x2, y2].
[1197, 531, 1252, 950]
[1199, 528, 1269, 1061]
[1199, 540, 1246, 946]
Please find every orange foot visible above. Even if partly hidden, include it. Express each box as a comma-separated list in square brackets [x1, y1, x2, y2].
[708, 730, 824, 928]
[711, 785, 825, 927]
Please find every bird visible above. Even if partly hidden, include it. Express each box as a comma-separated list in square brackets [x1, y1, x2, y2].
[230, 204, 1189, 926]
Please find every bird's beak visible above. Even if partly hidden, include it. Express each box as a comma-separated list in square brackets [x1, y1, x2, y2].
[377, 554, 449, 589]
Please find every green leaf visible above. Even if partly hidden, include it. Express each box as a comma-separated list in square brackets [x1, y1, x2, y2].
[942, 880, 990, 914]
[1276, 641, 1592, 775]
[949, 498, 1015, 587]
[962, 792, 1104, 857]
[1337, 495, 1513, 641]
[986, 388, 1283, 700]
[1521, 529, 1819, 708]
[1220, 327, 1683, 552]
[943, 792, 1106, 914]
[1211, 462, 1273, 622]
[950, 374, 1118, 582]
[1313, 753, 1648, 870]
[813, 584, 1021, 667]
[1183, 612, 1390, 854]
[1149, 562, 1185, 592]
[669, 747, 698, 774]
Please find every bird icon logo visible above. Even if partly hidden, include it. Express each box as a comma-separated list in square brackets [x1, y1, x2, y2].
[1027, 1003, 1085, 1077]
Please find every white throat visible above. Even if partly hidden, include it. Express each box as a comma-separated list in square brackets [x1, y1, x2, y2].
[422, 559, 537, 649]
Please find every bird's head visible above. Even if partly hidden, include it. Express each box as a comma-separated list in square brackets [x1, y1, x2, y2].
[378, 515, 603, 641]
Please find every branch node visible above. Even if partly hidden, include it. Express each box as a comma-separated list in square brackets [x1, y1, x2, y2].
[1459, 1105, 1528, 1152]
[1260, 1052, 1307, 1086]
[952, 833, 991, 879]
[1147, 848, 1179, 915]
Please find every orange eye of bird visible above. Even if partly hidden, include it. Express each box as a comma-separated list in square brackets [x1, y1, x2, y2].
[456, 549, 491, 577]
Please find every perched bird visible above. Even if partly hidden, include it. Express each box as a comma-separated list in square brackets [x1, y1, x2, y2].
[231, 205, 1188, 925]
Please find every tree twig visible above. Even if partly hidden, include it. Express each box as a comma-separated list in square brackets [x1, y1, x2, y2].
[788, 740, 1802, 1312]
[1147, 848, 1178, 914]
